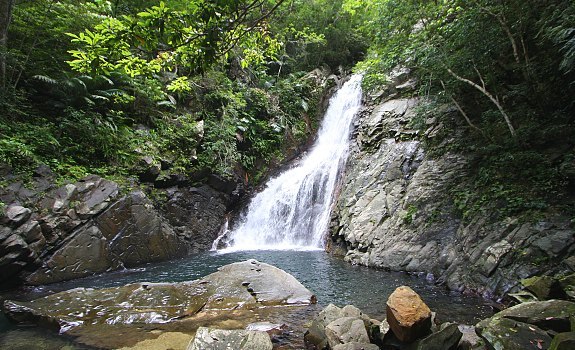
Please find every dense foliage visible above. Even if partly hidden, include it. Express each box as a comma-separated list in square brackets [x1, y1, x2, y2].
[1, 0, 573, 221]
[0, 0, 363, 187]
[346, 0, 575, 219]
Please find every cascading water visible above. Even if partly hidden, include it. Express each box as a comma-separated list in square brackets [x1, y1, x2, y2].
[223, 74, 363, 251]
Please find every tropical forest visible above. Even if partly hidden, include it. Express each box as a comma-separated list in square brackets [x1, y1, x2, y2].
[1, 1, 574, 349]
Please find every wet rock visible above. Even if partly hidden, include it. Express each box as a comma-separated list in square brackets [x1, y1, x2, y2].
[187, 327, 272, 350]
[408, 323, 462, 350]
[26, 190, 189, 284]
[160, 185, 230, 252]
[550, 332, 575, 350]
[476, 300, 575, 350]
[325, 317, 370, 348]
[477, 316, 552, 350]
[489, 300, 575, 333]
[95, 190, 188, 267]
[3, 260, 316, 332]
[25, 225, 121, 284]
[386, 286, 432, 343]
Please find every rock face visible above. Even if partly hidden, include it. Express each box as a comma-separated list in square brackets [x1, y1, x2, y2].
[0, 172, 236, 287]
[386, 286, 432, 343]
[2, 260, 316, 332]
[188, 327, 273, 350]
[330, 72, 575, 297]
[160, 185, 233, 253]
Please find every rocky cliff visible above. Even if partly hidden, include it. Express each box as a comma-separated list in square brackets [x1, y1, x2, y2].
[330, 71, 575, 298]
[0, 169, 238, 288]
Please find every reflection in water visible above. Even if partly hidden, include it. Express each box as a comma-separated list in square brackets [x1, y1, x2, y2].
[2, 250, 492, 321]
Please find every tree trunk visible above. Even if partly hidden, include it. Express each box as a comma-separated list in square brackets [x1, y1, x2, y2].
[447, 68, 517, 137]
[0, 0, 15, 89]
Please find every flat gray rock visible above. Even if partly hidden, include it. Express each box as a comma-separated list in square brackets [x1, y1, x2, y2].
[187, 327, 272, 350]
[3, 259, 316, 333]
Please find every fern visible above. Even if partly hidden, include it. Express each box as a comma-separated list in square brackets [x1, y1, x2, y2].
[32, 74, 58, 85]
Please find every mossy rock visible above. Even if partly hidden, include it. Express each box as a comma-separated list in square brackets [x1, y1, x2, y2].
[549, 332, 575, 350]
[521, 275, 566, 300]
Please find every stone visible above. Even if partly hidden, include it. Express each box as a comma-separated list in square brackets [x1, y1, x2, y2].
[25, 225, 121, 284]
[138, 156, 161, 183]
[332, 342, 380, 350]
[4, 205, 31, 227]
[457, 325, 482, 350]
[325, 317, 370, 348]
[477, 316, 552, 350]
[74, 175, 119, 219]
[386, 286, 432, 342]
[160, 185, 230, 253]
[522, 275, 566, 300]
[4, 260, 316, 333]
[549, 332, 575, 350]
[304, 304, 344, 349]
[491, 300, 575, 333]
[187, 327, 272, 350]
[14, 220, 43, 245]
[408, 323, 462, 350]
[95, 190, 188, 267]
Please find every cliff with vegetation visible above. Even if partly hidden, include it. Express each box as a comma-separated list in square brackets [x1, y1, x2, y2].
[329, 0, 575, 297]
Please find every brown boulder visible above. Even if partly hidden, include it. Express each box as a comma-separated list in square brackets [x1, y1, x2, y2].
[386, 286, 432, 343]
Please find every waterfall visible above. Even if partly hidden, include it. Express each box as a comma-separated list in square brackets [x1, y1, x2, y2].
[222, 74, 363, 251]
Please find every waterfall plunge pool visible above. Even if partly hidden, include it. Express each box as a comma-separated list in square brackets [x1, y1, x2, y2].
[0, 250, 493, 349]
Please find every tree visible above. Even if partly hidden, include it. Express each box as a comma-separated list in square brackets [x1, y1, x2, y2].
[66, 0, 286, 77]
[0, 0, 14, 88]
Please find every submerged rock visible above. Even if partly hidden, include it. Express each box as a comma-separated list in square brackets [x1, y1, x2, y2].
[187, 327, 273, 350]
[2, 260, 315, 334]
[386, 286, 432, 343]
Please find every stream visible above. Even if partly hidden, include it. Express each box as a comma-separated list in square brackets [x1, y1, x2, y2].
[0, 250, 493, 349]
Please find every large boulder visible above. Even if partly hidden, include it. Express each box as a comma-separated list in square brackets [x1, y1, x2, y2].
[477, 316, 552, 350]
[25, 190, 189, 284]
[408, 323, 462, 350]
[3, 260, 316, 332]
[386, 286, 432, 343]
[476, 300, 575, 350]
[549, 332, 575, 350]
[522, 276, 566, 300]
[187, 327, 272, 350]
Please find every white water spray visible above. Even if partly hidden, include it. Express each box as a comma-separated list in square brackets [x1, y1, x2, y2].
[222, 74, 363, 251]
